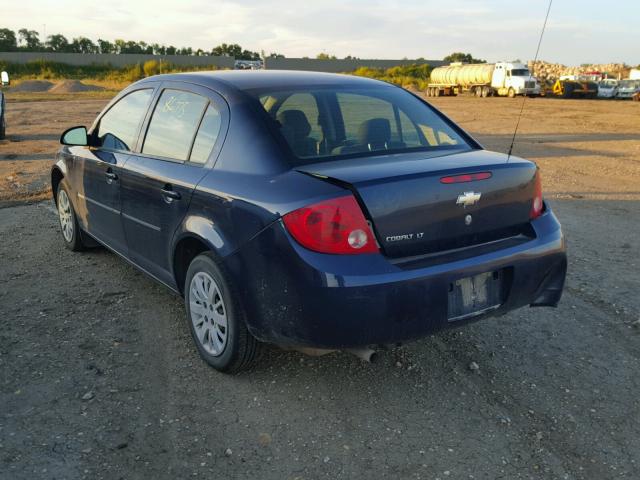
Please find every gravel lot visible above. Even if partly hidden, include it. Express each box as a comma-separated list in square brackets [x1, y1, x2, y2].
[0, 94, 639, 479]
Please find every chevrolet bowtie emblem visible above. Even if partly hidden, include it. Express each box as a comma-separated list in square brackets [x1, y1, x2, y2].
[456, 191, 481, 207]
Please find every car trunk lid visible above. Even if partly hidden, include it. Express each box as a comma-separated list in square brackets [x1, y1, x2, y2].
[297, 149, 538, 258]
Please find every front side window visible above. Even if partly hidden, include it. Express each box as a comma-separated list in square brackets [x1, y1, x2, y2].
[255, 86, 470, 163]
[142, 89, 208, 161]
[97, 89, 153, 151]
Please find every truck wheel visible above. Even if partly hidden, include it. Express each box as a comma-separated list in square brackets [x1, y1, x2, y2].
[474, 87, 482, 97]
[507, 88, 516, 98]
[482, 87, 491, 98]
[426, 88, 432, 97]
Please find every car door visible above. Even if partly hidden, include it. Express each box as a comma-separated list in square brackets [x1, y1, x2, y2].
[119, 83, 228, 285]
[73, 87, 155, 254]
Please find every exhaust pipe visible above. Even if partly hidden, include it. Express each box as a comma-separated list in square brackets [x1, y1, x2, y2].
[279, 345, 378, 363]
[344, 348, 378, 363]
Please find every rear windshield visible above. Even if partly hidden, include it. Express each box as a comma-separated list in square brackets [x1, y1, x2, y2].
[251, 86, 472, 163]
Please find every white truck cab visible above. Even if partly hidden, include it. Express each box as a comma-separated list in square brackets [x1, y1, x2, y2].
[616, 79, 640, 99]
[598, 79, 619, 98]
[491, 62, 540, 97]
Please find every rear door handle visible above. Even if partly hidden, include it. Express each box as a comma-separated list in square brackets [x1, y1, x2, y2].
[161, 186, 181, 202]
[105, 170, 118, 183]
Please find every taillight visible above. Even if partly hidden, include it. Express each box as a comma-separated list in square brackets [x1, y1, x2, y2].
[530, 171, 543, 219]
[282, 195, 379, 254]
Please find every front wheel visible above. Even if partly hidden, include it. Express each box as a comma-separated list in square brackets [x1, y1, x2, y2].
[185, 253, 262, 373]
[507, 88, 516, 98]
[56, 184, 85, 251]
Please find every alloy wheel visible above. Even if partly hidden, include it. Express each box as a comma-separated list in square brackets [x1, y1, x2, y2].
[57, 189, 74, 243]
[189, 271, 228, 356]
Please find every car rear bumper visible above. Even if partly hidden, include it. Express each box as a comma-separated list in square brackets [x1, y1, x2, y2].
[225, 206, 566, 348]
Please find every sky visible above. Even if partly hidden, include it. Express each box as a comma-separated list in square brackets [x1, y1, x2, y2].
[4, 0, 639, 65]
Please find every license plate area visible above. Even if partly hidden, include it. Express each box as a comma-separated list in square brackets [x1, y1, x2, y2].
[447, 270, 504, 322]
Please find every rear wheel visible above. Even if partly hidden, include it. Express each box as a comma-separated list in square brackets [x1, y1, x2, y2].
[482, 86, 491, 98]
[185, 252, 262, 373]
[56, 184, 85, 251]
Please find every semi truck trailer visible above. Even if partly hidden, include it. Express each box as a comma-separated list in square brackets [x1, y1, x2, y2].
[426, 62, 540, 98]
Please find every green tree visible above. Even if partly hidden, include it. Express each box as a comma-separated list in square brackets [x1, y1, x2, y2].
[121, 41, 144, 54]
[151, 43, 165, 55]
[70, 37, 97, 53]
[0, 28, 18, 51]
[165, 45, 177, 55]
[18, 29, 41, 50]
[211, 43, 259, 60]
[97, 39, 115, 54]
[46, 34, 70, 52]
[114, 39, 126, 54]
[443, 52, 486, 64]
[316, 52, 337, 60]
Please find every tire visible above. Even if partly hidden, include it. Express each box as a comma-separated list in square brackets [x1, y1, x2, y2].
[482, 86, 491, 98]
[507, 88, 516, 98]
[475, 87, 482, 97]
[185, 252, 262, 373]
[56, 183, 85, 252]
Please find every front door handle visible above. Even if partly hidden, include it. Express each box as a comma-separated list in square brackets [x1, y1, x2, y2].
[105, 169, 118, 184]
[161, 186, 181, 202]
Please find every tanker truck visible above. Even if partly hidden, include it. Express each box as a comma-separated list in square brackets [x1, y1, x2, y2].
[426, 62, 540, 98]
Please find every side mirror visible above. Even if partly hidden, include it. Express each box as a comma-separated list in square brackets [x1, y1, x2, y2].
[1, 71, 9, 86]
[61, 126, 88, 146]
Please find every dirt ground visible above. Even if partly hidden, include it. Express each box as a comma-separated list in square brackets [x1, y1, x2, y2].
[1, 93, 639, 479]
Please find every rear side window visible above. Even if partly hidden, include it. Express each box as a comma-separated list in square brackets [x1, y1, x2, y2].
[189, 105, 222, 164]
[97, 89, 153, 151]
[142, 89, 208, 161]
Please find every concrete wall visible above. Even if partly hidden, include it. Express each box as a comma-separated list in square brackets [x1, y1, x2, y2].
[0, 52, 235, 68]
[263, 57, 446, 72]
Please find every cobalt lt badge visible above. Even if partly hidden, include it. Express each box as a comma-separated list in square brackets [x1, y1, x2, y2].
[465, 214, 473, 226]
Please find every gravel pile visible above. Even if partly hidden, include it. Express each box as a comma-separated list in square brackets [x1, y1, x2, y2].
[48, 80, 104, 93]
[10, 80, 54, 92]
[529, 61, 631, 82]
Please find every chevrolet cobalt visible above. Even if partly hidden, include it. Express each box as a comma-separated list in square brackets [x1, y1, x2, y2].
[52, 71, 566, 372]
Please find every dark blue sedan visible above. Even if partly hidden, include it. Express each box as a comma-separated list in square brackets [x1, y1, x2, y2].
[52, 70, 566, 372]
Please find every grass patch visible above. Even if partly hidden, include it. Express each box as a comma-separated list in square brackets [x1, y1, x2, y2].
[0, 59, 223, 84]
[350, 64, 433, 90]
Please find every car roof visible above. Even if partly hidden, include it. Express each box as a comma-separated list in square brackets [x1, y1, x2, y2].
[136, 69, 392, 93]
